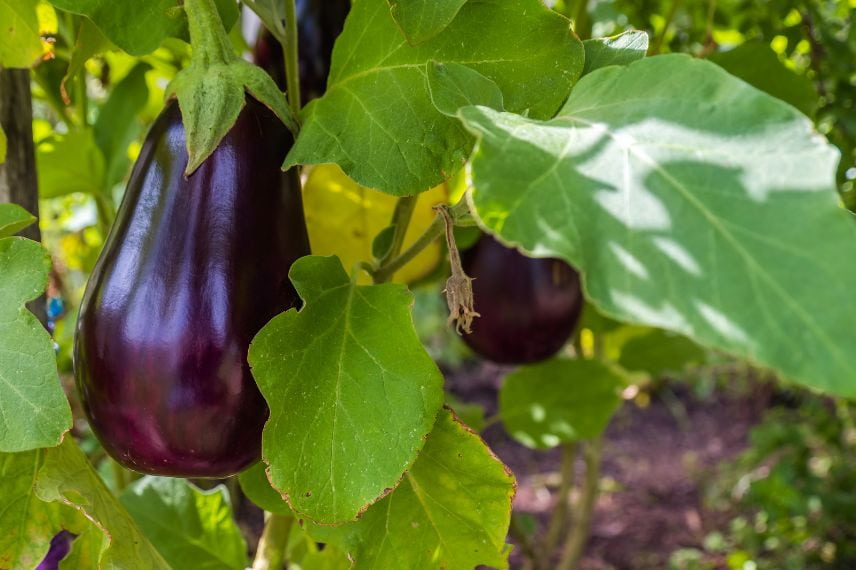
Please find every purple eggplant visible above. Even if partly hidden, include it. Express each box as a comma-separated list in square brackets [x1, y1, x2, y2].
[461, 235, 583, 364]
[74, 98, 310, 477]
[253, 0, 350, 102]
[36, 531, 75, 569]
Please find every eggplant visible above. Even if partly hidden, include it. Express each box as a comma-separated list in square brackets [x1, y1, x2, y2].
[461, 235, 583, 364]
[253, 0, 350, 102]
[74, 98, 310, 477]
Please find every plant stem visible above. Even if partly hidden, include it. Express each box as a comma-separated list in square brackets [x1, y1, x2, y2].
[282, 0, 302, 118]
[557, 437, 604, 570]
[544, 443, 578, 556]
[508, 514, 540, 570]
[371, 198, 470, 283]
[184, 0, 236, 67]
[651, 0, 682, 54]
[374, 195, 418, 283]
[252, 513, 294, 570]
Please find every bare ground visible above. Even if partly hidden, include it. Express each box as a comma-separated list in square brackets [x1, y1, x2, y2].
[445, 362, 769, 570]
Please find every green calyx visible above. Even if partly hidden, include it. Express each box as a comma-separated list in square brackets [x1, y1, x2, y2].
[168, 0, 297, 175]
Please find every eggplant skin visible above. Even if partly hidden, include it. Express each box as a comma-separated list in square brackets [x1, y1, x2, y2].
[462, 236, 583, 365]
[253, 0, 350, 101]
[74, 99, 310, 478]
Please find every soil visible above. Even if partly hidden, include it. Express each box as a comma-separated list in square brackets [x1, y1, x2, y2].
[445, 362, 769, 570]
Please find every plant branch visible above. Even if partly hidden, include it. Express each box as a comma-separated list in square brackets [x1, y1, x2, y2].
[374, 195, 418, 283]
[252, 513, 294, 570]
[557, 436, 604, 570]
[282, 0, 302, 117]
[544, 442, 578, 556]
[651, 0, 682, 54]
[508, 514, 540, 570]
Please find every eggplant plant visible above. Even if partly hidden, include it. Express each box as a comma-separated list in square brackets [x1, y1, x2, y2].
[1, 0, 854, 568]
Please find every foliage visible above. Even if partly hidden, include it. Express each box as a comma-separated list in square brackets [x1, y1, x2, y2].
[0, 0, 852, 568]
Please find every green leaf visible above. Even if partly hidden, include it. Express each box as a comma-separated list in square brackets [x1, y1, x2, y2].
[0, 237, 71, 452]
[371, 224, 397, 260]
[618, 329, 705, 377]
[60, 524, 105, 570]
[0, 126, 6, 163]
[460, 54, 856, 397]
[0, 449, 88, 569]
[499, 359, 624, 449]
[446, 395, 486, 432]
[36, 129, 106, 198]
[249, 255, 444, 523]
[34, 437, 171, 570]
[94, 63, 151, 187]
[427, 62, 504, 117]
[582, 30, 649, 75]
[121, 477, 248, 570]
[387, 0, 467, 44]
[709, 40, 817, 117]
[238, 462, 292, 516]
[285, 0, 584, 196]
[0, 203, 36, 238]
[61, 18, 110, 104]
[0, 0, 42, 68]
[308, 408, 514, 569]
[47, 0, 238, 56]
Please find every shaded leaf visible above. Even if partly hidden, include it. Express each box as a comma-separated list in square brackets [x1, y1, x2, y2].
[582, 30, 649, 75]
[249, 256, 444, 523]
[0, 237, 71, 452]
[388, 0, 467, 44]
[0, 203, 36, 238]
[709, 40, 817, 117]
[427, 62, 504, 117]
[46, 0, 237, 56]
[238, 463, 292, 516]
[61, 18, 110, 104]
[285, 0, 584, 196]
[121, 477, 248, 570]
[36, 129, 105, 198]
[461, 54, 856, 397]
[34, 437, 170, 570]
[309, 408, 514, 569]
[94, 64, 150, 187]
[618, 329, 706, 377]
[499, 359, 624, 449]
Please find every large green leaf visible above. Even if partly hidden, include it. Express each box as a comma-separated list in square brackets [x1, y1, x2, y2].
[499, 359, 624, 449]
[0, 204, 36, 238]
[121, 477, 248, 570]
[709, 40, 817, 117]
[460, 54, 856, 397]
[387, 0, 467, 44]
[36, 129, 106, 198]
[0, 449, 88, 569]
[285, 0, 583, 196]
[309, 408, 515, 569]
[0, 0, 42, 68]
[0, 237, 71, 452]
[249, 256, 444, 524]
[46, 0, 237, 56]
[35, 437, 170, 570]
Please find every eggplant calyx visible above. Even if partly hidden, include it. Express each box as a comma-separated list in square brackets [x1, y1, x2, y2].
[167, 0, 298, 176]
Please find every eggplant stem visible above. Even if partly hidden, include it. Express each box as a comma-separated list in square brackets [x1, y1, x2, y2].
[282, 0, 302, 117]
[183, 0, 236, 67]
[252, 513, 294, 570]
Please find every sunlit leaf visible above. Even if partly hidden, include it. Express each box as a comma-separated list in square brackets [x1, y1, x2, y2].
[582, 30, 649, 75]
[461, 54, 856, 397]
[249, 256, 444, 523]
[309, 408, 515, 569]
[0, 0, 42, 68]
[387, 0, 467, 44]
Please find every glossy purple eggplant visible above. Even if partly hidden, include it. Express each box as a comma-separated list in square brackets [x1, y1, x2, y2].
[74, 98, 310, 477]
[461, 235, 583, 364]
[36, 531, 75, 570]
[253, 0, 350, 101]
